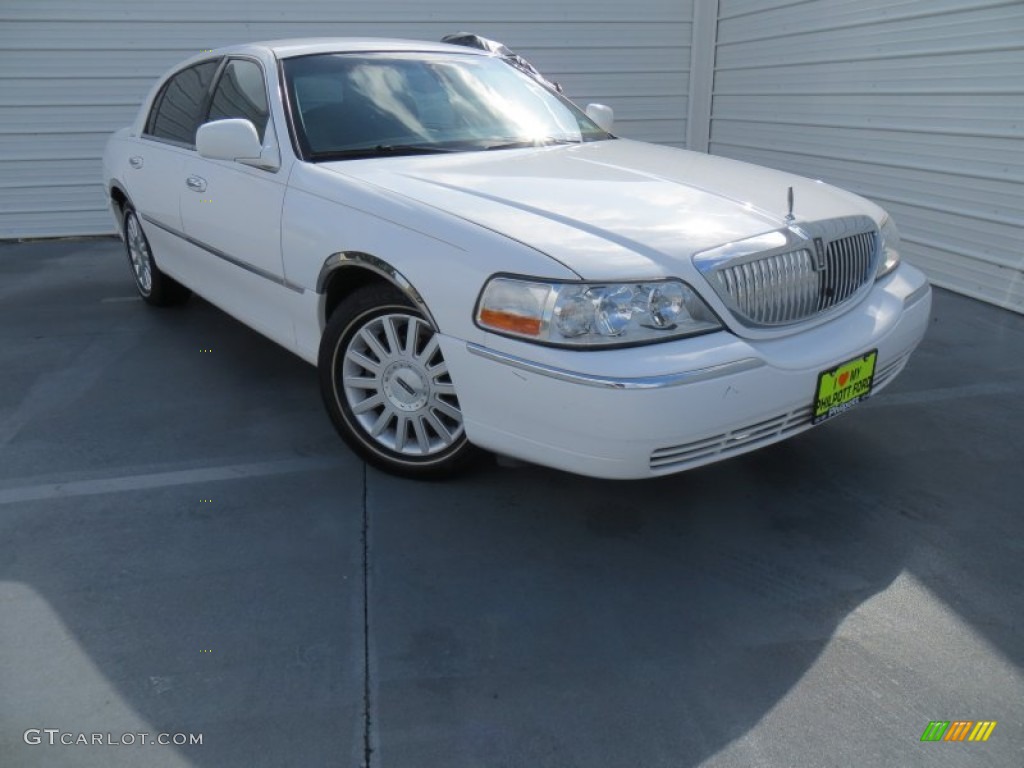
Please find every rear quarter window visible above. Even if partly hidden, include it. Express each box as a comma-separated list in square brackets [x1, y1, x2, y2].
[145, 60, 220, 146]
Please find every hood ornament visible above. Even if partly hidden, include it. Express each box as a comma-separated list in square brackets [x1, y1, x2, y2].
[785, 186, 795, 224]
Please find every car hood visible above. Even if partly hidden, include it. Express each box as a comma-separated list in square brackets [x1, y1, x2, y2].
[319, 139, 883, 281]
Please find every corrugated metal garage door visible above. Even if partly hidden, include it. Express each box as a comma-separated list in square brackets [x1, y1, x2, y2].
[0, 0, 692, 239]
[706, 0, 1024, 313]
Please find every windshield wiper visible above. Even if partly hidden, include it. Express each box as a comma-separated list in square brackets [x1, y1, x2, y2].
[483, 137, 583, 151]
[309, 144, 465, 161]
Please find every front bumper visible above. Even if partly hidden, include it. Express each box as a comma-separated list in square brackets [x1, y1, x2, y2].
[440, 265, 932, 479]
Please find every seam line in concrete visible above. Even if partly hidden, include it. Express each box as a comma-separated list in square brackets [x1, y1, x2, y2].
[0, 456, 340, 506]
[361, 460, 373, 768]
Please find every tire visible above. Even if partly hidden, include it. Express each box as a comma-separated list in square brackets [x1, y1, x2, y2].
[319, 283, 479, 479]
[121, 205, 191, 306]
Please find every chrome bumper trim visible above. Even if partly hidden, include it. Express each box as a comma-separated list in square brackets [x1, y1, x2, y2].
[467, 343, 764, 390]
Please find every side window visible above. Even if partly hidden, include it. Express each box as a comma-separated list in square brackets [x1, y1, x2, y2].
[207, 59, 270, 141]
[146, 60, 220, 146]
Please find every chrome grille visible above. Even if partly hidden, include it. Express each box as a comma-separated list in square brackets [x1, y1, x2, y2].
[715, 249, 819, 325]
[818, 231, 876, 312]
[695, 217, 879, 328]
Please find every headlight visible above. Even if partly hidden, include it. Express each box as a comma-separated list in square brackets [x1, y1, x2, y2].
[476, 276, 722, 347]
[876, 216, 901, 279]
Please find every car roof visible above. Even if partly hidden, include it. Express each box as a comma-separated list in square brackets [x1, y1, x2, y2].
[213, 38, 492, 60]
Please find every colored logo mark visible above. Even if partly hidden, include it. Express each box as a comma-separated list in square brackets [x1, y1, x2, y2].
[921, 720, 996, 742]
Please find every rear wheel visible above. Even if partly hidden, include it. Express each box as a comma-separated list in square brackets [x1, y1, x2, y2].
[319, 283, 478, 478]
[122, 205, 190, 306]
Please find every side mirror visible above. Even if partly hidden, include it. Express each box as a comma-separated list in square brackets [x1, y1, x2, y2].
[586, 103, 614, 134]
[196, 119, 263, 162]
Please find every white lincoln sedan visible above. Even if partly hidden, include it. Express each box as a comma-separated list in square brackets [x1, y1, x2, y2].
[102, 38, 932, 479]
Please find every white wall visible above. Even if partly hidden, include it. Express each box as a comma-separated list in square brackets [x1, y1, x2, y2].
[5, 0, 1022, 314]
[0, 0, 693, 238]
[701, 0, 1024, 313]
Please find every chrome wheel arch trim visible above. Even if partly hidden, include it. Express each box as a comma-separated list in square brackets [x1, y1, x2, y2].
[108, 182, 135, 240]
[316, 251, 437, 329]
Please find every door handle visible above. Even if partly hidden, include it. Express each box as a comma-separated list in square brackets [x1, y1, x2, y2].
[185, 175, 207, 193]
[129, 156, 143, 169]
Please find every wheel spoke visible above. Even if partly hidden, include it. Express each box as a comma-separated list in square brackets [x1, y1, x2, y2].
[370, 406, 394, 437]
[346, 349, 380, 373]
[411, 417, 430, 454]
[343, 374, 378, 390]
[351, 393, 384, 415]
[359, 327, 389, 362]
[432, 381, 456, 396]
[382, 316, 401, 357]
[394, 415, 408, 452]
[431, 398, 463, 423]
[416, 335, 440, 367]
[425, 411, 452, 443]
[404, 317, 420, 356]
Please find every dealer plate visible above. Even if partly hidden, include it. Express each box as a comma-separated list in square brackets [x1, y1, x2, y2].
[813, 350, 877, 424]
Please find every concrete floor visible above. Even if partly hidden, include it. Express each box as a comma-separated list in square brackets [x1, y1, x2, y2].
[1, 237, 1022, 767]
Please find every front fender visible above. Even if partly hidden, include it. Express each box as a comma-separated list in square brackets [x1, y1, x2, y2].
[280, 165, 576, 341]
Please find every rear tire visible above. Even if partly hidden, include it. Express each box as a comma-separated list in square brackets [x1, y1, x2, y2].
[319, 283, 479, 479]
[121, 205, 191, 306]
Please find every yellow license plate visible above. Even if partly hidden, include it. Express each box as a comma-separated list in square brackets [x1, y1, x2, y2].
[813, 350, 877, 424]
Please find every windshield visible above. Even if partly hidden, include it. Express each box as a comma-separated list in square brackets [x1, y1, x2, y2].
[282, 52, 613, 159]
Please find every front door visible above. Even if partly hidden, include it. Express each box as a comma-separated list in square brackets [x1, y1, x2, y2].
[179, 57, 295, 346]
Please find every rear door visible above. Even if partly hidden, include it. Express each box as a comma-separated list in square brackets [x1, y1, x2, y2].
[128, 59, 221, 274]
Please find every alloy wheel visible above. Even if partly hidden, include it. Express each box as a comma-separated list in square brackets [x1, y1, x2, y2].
[340, 312, 464, 457]
[124, 212, 153, 295]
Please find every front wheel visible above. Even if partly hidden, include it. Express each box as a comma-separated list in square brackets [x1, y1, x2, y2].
[319, 284, 479, 479]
